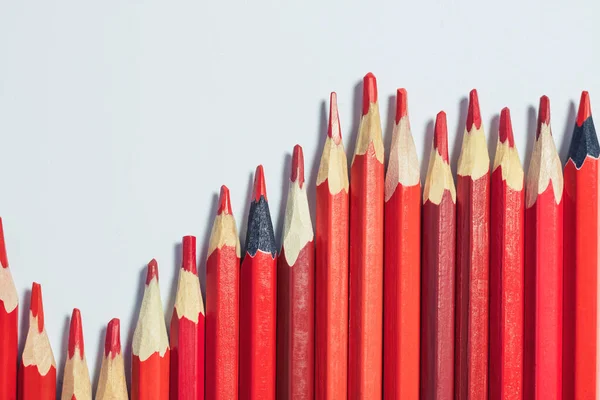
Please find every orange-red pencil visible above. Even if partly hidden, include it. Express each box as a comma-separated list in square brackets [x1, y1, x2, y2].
[421, 111, 456, 400]
[61, 308, 92, 400]
[19, 282, 56, 400]
[563, 91, 599, 400]
[96, 318, 129, 400]
[348, 72, 384, 399]
[132, 260, 170, 400]
[170, 236, 204, 400]
[315, 92, 349, 400]
[383, 88, 421, 399]
[206, 185, 241, 400]
[0, 218, 18, 400]
[277, 145, 315, 399]
[455, 89, 490, 400]
[240, 165, 277, 400]
[524, 96, 563, 400]
[489, 108, 524, 400]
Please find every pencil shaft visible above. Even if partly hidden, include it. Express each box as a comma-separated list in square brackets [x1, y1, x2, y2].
[0, 306, 17, 400]
[383, 183, 420, 399]
[421, 192, 456, 400]
[349, 148, 384, 398]
[206, 245, 240, 400]
[277, 244, 315, 399]
[563, 158, 598, 399]
[315, 184, 348, 399]
[489, 168, 524, 400]
[524, 188, 563, 400]
[240, 252, 277, 400]
[455, 174, 490, 400]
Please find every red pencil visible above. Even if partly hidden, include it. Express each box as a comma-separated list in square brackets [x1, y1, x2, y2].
[170, 236, 204, 400]
[277, 145, 315, 399]
[61, 308, 92, 400]
[524, 95, 563, 400]
[563, 91, 599, 400]
[132, 260, 170, 400]
[348, 72, 384, 399]
[0, 218, 18, 400]
[489, 108, 524, 400]
[455, 89, 490, 400]
[19, 282, 56, 400]
[206, 185, 241, 400]
[315, 92, 349, 400]
[240, 165, 277, 400]
[421, 111, 456, 400]
[96, 318, 129, 400]
[383, 88, 421, 399]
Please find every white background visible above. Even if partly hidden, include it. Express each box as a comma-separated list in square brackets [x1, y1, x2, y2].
[0, 0, 598, 395]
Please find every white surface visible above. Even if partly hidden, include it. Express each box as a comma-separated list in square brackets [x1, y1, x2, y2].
[0, 0, 598, 394]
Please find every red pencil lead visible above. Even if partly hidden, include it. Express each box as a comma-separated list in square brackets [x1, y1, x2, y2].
[537, 95, 551, 139]
[291, 145, 305, 188]
[182, 235, 197, 274]
[0, 217, 7, 269]
[362, 72, 378, 116]
[434, 111, 450, 163]
[328, 92, 342, 145]
[577, 91, 592, 127]
[252, 165, 268, 202]
[395, 88, 408, 124]
[105, 318, 121, 358]
[499, 107, 515, 147]
[68, 308, 84, 359]
[30, 282, 44, 332]
[218, 185, 233, 215]
[466, 89, 482, 131]
[146, 259, 159, 285]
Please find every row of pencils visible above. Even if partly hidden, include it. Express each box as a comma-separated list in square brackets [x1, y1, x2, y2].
[0, 72, 598, 400]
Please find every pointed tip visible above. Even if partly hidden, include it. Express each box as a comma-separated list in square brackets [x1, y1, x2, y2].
[252, 165, 268, 202]
[499, 107, 515, 147]
[68, 308, 84, 359]
[434, 111, 450, 163]
[145, 259, 159, 285]
[577, 91, 592, 127]
[30, 282, 45, 332]
[537, 95, 551, 139]
[291, 145, 305, 188]
[327, 92, 342, 144]
[105, 318, 121, 358]
[395, 88, 408, 124]
[217, 185, 232, 215]
[362, 72, 378, 116]
[466, 89, 482, 131]
[0, 218, 7, 269]
[182, 235, 197, 274]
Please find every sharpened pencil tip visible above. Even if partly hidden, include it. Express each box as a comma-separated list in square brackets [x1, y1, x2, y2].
[577, 91, 592, 127]
[252, 165, 268, 202]
[328, 92, 342, 144]
[0, 218, 7, 269]
[362, 72, 378, 116]
[146, 259, 159, 284]
[499, 107, 515, 147]
[467, 89, 482, 131]
[68, 308, 84, 359]
[434, 111, 450, 163]
[218, 185, 232, 215]
[30, 282, 44, 332]
[537, 95, 551, 139]
[105, 318, 121, 358]
[395, 88, 408, 124]
[182, 235, 197, 274]
[291, 145, 305, 188]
